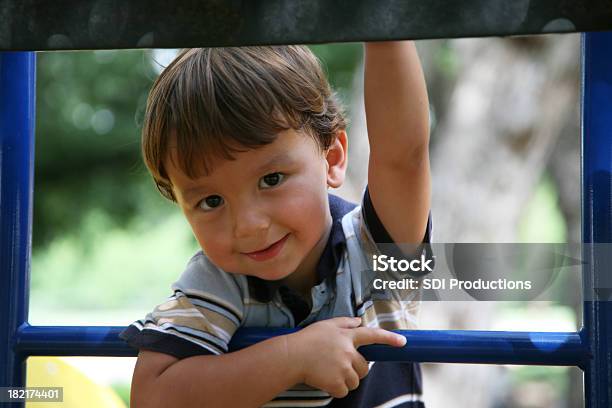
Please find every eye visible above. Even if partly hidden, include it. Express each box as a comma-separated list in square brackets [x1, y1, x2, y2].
[259, 172, 285, 189]
[198, 195, 224, 211]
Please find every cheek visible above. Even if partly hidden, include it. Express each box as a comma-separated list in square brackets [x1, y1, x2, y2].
[279, 177, 329, 235]
[188, 217, 231, 256]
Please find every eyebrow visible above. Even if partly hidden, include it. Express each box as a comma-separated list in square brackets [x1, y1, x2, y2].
[180, 185, 208, 204]
[254, 153, 294, 174]
[179, 153, 295, 203]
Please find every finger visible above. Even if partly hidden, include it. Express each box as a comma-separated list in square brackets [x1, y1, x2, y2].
[330, 383, 350, 399]
[345, 370, 360, 391]
[330, 316, 362, 329]
[352, 327, 406, 348]
[352, 353, 370, 379]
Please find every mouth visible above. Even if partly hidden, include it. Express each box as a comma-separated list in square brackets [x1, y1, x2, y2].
[242, 234, 290, 262]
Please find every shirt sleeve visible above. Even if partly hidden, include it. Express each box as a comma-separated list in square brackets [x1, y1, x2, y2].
[119, 252, 245, 359]
[361, 186, 433, 278]
[361, 185, 432, 245]
[347, 187, 428, 330]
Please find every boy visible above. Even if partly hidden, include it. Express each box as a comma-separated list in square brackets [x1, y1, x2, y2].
[121, 41, 431, 407]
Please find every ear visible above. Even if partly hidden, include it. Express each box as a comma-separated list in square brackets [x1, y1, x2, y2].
[325, 130, 348, 188]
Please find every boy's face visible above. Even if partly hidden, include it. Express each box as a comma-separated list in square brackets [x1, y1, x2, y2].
[166, 129, 347, 281]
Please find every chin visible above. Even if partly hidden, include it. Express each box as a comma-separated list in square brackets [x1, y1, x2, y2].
[243, 254, 301, 281]
[255, 269, 293, 281]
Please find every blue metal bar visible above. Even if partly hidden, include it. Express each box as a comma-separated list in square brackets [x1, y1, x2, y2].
[581, 31, 612, 408]
[15, 325, 588, 367]
[230, 329, 588, 367]
[14, 325, 136, 358]
[0, 51, 36, 399]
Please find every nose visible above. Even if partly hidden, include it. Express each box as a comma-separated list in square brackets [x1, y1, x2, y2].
[232, 203, 271, 240]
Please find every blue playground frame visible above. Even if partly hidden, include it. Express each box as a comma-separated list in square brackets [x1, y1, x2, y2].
[1, 32, 611, 407]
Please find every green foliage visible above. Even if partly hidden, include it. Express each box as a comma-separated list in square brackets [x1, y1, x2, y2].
[510, 366, 569, 393]
[31, 211, 198, 311]
[518, 173, 567, 243]
[110, 381, 131, 407]
[310, 43, 362, 106]
[34, 50, 156, 247]
[510, 175, 572, 306]
[434, 41, 459, 78]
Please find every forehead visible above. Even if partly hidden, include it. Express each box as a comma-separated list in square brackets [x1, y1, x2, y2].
[165, 128, 321, 186]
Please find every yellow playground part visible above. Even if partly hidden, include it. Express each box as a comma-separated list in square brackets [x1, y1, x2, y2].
[26, 357, 127, 407]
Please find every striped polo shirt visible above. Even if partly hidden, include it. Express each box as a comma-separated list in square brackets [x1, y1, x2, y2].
[121, 187, 431, 407]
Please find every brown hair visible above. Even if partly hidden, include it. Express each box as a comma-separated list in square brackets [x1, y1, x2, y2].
[142, 46, 347, 201]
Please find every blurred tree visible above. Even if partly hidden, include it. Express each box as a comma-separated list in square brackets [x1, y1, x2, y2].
[34, 50, 155, 247]
[426, 34, 580, 407]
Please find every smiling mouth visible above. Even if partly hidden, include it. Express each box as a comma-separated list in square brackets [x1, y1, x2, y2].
[242, 234, 290, 261]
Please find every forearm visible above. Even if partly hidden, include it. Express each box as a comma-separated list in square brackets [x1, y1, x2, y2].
[364, 41, 430, 164]
[145, 335, 301, 408]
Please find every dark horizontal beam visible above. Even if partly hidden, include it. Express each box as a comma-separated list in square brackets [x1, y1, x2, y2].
[14, 325, 589, 367]
[1, 0, 611, 51]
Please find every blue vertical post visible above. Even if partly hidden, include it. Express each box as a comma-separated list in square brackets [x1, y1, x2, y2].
[582, 32, 612, 408]
[0, 51, 36, 399]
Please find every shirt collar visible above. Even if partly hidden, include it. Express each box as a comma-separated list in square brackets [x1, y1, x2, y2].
[248, 193, 356, 302]
[315, 193, 356, 283]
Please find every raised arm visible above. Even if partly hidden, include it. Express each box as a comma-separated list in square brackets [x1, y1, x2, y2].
[364, 41, 431, 244]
